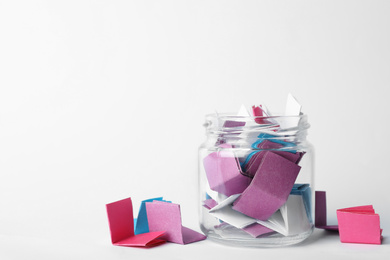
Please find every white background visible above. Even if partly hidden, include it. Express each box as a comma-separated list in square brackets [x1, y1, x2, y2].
[0, 1, 389, 259]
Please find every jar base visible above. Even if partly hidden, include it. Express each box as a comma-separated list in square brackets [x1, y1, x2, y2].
[202, 225, 314, 248]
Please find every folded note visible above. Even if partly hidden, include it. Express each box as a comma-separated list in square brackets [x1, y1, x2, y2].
[280, 93, 301, 129]
[106, 198, 165, 247]
[242, 223, 274, 238]
[134, 197, 164, 235]
[245, 150, 303, 178]
[233, 152, 301, 221]
[203, 144, 251, 196]
[315, 191, 338, 231]
[146, 201, 206, 245]
[255, 194, 310, 236]
[203, 198, 218, 210]
[337, 205, 382, 245]
[290, 184, 311, 222]
[209, 194, 256, 229]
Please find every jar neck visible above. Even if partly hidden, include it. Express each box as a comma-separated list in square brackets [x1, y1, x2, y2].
[203, 114, 310, 147]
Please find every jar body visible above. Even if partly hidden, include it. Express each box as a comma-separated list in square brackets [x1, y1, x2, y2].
[198, 114, 314, 247]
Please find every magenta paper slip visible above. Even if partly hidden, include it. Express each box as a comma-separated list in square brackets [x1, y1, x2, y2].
[106, 198, 165, 247]
[146, 201, 206, 245]
[245, 150, 303, 178]
[315, 191, 338, 231]
[337, 205, 382, 245]
[252, 105, 273, 124]
[232, 152, 301, 221]
[203, 144, 251, 196]
[244, 151, 267, 178]
[255, 140, 304, 164]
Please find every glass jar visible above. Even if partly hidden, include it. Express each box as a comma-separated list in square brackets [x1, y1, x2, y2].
[198, 113, 314, 247]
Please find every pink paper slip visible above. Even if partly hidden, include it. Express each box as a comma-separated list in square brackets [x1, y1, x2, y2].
[202, 198, 218, 210]
[106, 198, 165, 247]
[232, 152, 301, 221]
[337, 205, 382, 245]
[203, 144, 250, 196]
[146, 201, 206, 245]
[242, 223, 274, 238]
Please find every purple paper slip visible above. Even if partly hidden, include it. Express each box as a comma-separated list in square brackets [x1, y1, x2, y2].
[245, 151, 266, 177]
[243, 137, 304, 178]
[275, 151, 304, 164]
[223, 120, 246, 128]
[203, 145, 251, 196]
[245, 151, 303, 178]
[146, 201, 206, 245]
[256, 140, 284, 150]
[315, 191, 339, 231]
[233, 152, 301, 221]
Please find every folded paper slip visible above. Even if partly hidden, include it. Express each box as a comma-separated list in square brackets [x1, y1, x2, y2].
[291, 184, 312, 223]
[146, 201, 206, 245]
[134, 197, 163, 235]
[209, 194, 310, 236]
[106, 198, 165, 247]
[279, 194, 311, 236]
[134, 197, 171, 235]
[245, 150, 303, 178]
[242, 223, 274, 238]
[203, 198, 218, 210]
[252, 105, 273, 125]
[315, 191, 338, 231]
[209, 194, 256, 229]
[233, 152, 301, 221]
[205, 182, 228, 204]
[251, 133, 296, 150]
[280, 93, 302, 129]
[208, 195, 304, 236]
[337, 205, 382, 245]
[256, 194, 311, 236]
[242, 135, 299, 173]
[203, 144, 251, 196]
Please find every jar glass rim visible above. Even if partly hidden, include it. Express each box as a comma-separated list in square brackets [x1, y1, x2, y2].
[204, 113, 310, 135]
[205, 113, 308, 120]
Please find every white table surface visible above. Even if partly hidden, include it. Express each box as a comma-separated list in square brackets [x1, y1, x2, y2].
[1, 229, 388, 260]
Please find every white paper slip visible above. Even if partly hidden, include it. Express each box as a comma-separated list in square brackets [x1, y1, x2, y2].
[257, 210, 288, 236]
[209, 194, 256, 229]
[208, 193, 310, 236]
[237, 104, 251, 117]
[280, 194, 311, 235]
[280, 93, 302, 129]
[256, 194, 310, 236]
[209, 194, 241, 212]
[285, 93, 302, 116]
